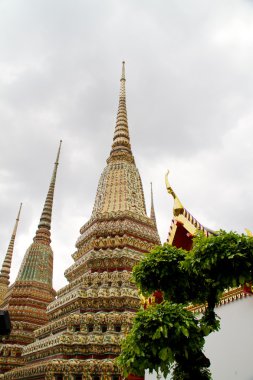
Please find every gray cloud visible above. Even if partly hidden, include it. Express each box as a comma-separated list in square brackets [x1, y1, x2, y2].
[0, 0, 253, 293]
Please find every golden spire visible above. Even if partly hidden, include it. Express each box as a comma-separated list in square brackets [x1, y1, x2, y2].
[34, 140, 62, 245]
[165, 171, 184, 216]
[150, 182, 157, 228]
[108, 61, 133, 160]
[0, 203, 22, 302]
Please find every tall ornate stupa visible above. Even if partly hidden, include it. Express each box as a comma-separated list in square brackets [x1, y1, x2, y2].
[4, 63, 160, 380]
[0, 203, 22, 306]
[0, 141, 62, 374]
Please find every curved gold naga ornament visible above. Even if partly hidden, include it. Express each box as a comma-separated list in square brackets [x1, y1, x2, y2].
[165, 170, 176, 199]
[245, 228, 253, 237]
[165, 170, 184, 216]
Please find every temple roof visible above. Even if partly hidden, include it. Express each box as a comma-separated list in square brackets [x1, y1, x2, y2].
[165, 171, 213, 250]
[165, 173, 253, 310]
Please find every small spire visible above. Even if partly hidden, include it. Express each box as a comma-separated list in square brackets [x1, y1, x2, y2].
[0, 203, 22, 301]
[34, 140, 62, 245]
[150, 182, 158, 228]
[108, 62, 133, 160]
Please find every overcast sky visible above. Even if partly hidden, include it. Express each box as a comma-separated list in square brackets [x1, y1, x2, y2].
[1, 0, 253, 291]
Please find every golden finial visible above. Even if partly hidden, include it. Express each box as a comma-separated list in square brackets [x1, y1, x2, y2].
[121, 61, 126, 81]
[165, 171, 184, 216]
[108, 62, 133, 160]
[55, 139, 62, 165]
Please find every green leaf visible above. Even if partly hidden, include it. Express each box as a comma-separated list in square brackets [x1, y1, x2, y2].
[239, 275, 245, 284]
[152, 328, 161, 339]
[159, 347, 172, 361]
[181, 326, 189, 337]
[162, 325, 168, 337]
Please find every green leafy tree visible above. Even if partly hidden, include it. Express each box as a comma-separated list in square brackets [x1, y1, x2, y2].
[117, 231, 253, 380]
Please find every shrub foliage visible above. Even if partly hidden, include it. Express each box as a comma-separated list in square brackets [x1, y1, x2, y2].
[117, 231, 253, 379]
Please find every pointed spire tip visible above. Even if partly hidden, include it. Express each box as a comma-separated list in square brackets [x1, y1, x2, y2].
[17, 202, 22, 220]
[35, 141, 62, 243]
[150, 181, 157, 229]
[55, 140, 62, 165]
[0, 202, 22, 292]
[121, 61, 126, 81]
[108, 61, 133, 160]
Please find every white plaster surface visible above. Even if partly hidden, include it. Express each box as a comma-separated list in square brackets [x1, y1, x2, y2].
[145, 296, 253, 380]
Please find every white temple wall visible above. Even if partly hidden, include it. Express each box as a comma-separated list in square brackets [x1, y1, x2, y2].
[146, 295, 253, 380]
[205, 295, 253, 380]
